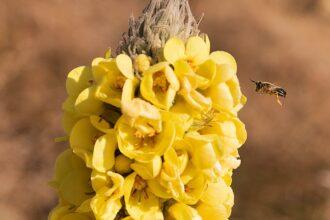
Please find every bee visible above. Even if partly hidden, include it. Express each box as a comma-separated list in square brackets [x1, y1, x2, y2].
[251, 79, 287, 106]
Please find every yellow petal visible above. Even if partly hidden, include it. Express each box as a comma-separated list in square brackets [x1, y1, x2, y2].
[66, 66, 93, 98]
[200, 112, 247, 150]
[59, 169, 93, 206]
[52, 149, 85, 188]
[92, 130, 117, 172]
[164, 37, 186, 64]
[147, 178, 172, 199]
[213, 64, 236, 84]
[62, 96, 76, 113]
[62, 111, 81, 135]
[196, 59, 217, 89]
[201, 179, 231, 206]
[209, 51, 237, 73]
[205, 76, 245, 115]
[92, 58, 109, 84]
[70, 118, 102, 166]
[75, 86, 104, 116]
[91, 196, 122, 220]
[131, 156, 162, 180]
[95, 77, 122, 107]
[167, 203, 201, 220]
[91, 170, 108, 192]
[90, 115, 113, 133]
[76, 198, 92, 213]
[116, 54, 134, 79]
[121, 98, 161, 121]
[122, 78, 139, 104]
[197, 203, 229, 220]
[186, 36, 209, 65]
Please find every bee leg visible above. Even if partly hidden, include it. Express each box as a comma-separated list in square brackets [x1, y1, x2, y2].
[276, 95, 283, 106]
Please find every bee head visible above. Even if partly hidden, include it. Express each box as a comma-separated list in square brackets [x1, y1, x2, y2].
[250, 79, 262, 91]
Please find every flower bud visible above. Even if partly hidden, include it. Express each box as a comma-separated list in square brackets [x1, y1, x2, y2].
[114, 154, 133, 174]
[134, 54, 151, 73]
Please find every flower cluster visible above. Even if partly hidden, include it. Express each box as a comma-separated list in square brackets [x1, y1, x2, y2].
[49, 35, 247, 220]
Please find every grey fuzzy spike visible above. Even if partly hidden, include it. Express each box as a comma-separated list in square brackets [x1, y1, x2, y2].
[117, 0, 201, 62]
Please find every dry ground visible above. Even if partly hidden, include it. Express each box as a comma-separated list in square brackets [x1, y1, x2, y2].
[0, 0, 329, 219]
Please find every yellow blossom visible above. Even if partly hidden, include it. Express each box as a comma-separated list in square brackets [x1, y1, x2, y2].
[140, 62, 180, 110]
[204, 75, 246, 115]
[70, 117, 103, 168]
[124, 173, 164, 220]
[164, 36, 210, 67]
[117, 99, 176, 162]
[93, 54, 137, 107]
[90, 171, 125, 220]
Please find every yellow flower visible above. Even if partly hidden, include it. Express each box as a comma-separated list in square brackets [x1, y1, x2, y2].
[90, 171, 125, 220]
[200, 112, 247, 172]
[93, 54, 137, 107]
[197, 180, 234, 219]
[167, 202, 201, 220]
[140, 62, 180, 110]
[62, 66, 95, 134]
[50, 149, 93, 208]
[204, 75, 246, 115]
[117, 99, 176, 162]
[124, 173, 164, 220]
[209, 51, 237, 83]
[169, 163, 207, 205]
[163, 36, 210, 67]
[157, 148, 207, 205]
[173, 60, 212, 111]
[70, 117, 103, 168]
[184, 132, 218, 170]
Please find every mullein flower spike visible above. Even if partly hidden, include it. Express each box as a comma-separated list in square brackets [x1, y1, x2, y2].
[50, 35, 246, 220]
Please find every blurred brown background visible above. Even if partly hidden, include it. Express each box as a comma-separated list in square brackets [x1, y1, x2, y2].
[1, 0, 330, 219]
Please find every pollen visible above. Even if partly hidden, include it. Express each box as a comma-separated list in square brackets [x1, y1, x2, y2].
[134, 175, 147, 191]
[114, 75, 126, 89]
[153, 71, 169, 93]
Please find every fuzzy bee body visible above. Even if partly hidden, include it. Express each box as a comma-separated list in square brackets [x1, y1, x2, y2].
[251, 80, 286, 106]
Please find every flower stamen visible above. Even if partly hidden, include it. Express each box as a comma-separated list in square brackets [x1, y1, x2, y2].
[153, 71, 169, 93]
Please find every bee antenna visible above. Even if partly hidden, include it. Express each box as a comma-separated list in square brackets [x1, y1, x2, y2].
[250, 79, 257, 84]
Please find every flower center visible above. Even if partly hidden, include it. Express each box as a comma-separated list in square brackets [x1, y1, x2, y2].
[134, 175, 147, 191]
[153, 71, 169, 93]
[186, 59, 198, 71]
[114, 75, 126, 89]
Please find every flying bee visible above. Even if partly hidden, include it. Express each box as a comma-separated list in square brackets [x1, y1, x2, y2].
[251, 79, 287, 106]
